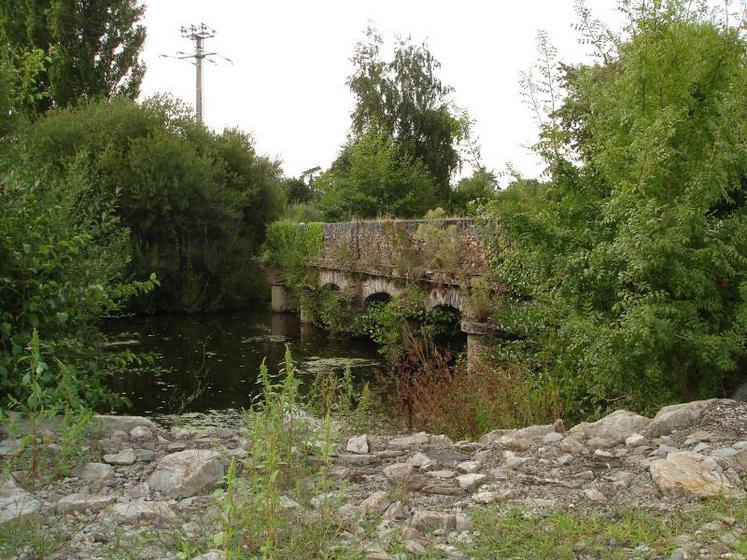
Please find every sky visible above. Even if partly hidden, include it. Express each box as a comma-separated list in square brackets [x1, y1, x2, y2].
[139, 0, 623, 185]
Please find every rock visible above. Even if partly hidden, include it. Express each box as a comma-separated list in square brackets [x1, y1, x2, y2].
[456, 512, 473, 531]
[583, 488, 606, 503]
[559, 437, 587, 454]
[408, 452, 436, 469]
[136, 450, 156, 462]
[147, 450, 224, 498]
[504, 451, 528, 469]
[411, 510, 456, 532]
[457, 460, 481, 473]
[556, 453, 574, 466]
[111, 500, 175, 522]
[0, 479, 40, 524]
[77, 462, 115, 483]
[587, 436, 621, 449]
[650, 451, 744, 498]
[103, 449, 137, 466]
[57, 493, 116, 514]
[170, 426, 192, 440]
[710, 447, 739, 459]
[94, 415, 158, 434]
[361, 491, 391, 514]
[383, 463, 414, 482]
[645, 399, 719, 438]
[336, 454, 380, 466]
[346, 434, 370, 454]
[472, 491, 497, 504]
[732, 449, 747, 474]
[456, 473, 487, 491]
[543, 432, 564, 444]
[389, 433, 430, 448]
[625, 433, 649, 448]
[425, 469, 457, 479]
[0, 439, 23, 458]
[129, 426, 153, 440]
[279, 496, 300, 510]
[684, 430, 718, 445]
[479, 424, 553, 448]
[568, 410, 650, 441]
[692, 442, 711, 453]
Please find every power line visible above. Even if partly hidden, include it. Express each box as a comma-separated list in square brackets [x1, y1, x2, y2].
[160, 23, 233, 125]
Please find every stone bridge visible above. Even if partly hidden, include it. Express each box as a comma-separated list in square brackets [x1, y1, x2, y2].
[271, 218, 498, 369]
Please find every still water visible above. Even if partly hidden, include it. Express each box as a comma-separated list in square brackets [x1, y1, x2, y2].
[103, 307, 384, 415]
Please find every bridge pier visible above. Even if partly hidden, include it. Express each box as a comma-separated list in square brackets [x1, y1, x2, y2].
[461, 319, 497, 375]
[271, 282, 291, 313]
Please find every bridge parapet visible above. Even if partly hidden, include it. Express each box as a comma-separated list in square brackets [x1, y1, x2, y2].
[317, 218, 487, 284]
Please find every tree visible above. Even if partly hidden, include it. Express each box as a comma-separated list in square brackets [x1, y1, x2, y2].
[24, 96, 285, 313]
[0, 0, 145, 113]
[317, 129, 438, 221]
[347, 27, 464, 201]
[449, 169, 498, 213]
[487, 0, 747, 420]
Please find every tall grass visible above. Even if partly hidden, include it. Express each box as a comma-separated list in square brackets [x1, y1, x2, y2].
[217, 347, 365, 559]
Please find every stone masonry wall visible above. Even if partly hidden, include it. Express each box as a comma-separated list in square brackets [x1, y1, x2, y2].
[318, 219, 487, 284]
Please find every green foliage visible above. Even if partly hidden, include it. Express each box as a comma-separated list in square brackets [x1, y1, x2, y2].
[217, 348, 366, 558]
[0, 0, 146, 113]
[487, 1, 747, 420]
[469, 500, 747, 559]
[23, 96, 284, 312]
[317, 129, 438, 220]
[449, 169, 498, 214]
[347, 26, 464, 200]
[264, 221, 324, 296]
[0, 154, 155, 408]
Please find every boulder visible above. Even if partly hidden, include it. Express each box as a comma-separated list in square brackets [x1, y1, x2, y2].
[456, 473, 487, 491]
[129, 426, 154, 440]
[57, 493, 116, 514]
[645, 400, 718, 438]
[411, 510, 456, 532]
[0, 479, 40, 524]
[345, 434, 369, 454]
[389, 433, 429, 449]
[94, 415, 158, 434]
[147, 450, 224, 498]
[103, 449, 137, 466]
[650, 451, 744, 498]
[361, 490, 391, 514]
[479, 424, 554, 448]
[568, 410, 650, 441]
[77, 462, 115, 483]
[383, 463, 414, 482]
[110, 500, 175, 522]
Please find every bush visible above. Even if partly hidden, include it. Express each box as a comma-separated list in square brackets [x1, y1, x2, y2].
[485, 1, 747, 421]
[0, 154, 155, 408]
[22, 96, 284, 313]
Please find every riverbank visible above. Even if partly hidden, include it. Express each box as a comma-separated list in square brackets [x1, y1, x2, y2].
[2, 399, 746, 559]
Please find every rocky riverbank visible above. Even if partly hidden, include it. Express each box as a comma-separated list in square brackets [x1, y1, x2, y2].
[1, 398, 746, 559]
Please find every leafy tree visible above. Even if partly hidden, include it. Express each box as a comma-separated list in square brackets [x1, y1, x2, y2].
[347, 27, 464, 200]
[317, 129, 438, 221]
[24, 96, 285, 313]
[449, 169, 498, 214]
[0, 0, 145, 113]
[0, 150, 156, 408]
[487, 0, 747, 420]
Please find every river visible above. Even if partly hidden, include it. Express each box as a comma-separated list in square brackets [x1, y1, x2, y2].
[103, 307, 384, 415]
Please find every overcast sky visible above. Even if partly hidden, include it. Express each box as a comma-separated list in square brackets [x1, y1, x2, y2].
[139, 1, 623, 185]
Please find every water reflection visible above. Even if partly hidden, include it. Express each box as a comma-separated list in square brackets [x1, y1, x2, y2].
[103, 307, 383, 415]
